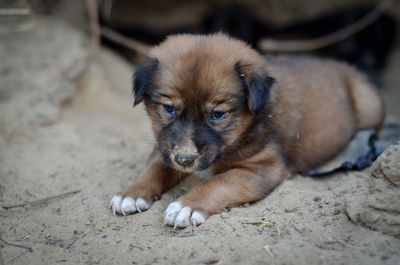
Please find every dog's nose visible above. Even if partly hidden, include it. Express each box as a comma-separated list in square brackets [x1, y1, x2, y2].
[174, 154, 195, 167]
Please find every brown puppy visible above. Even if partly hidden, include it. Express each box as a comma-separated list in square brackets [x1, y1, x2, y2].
[109, 33, 384, 228]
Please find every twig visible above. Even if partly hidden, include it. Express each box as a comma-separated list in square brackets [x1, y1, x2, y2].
[242, 221, 274, 227]
[1, 189, 81, 210]
[264, 245, 274, 258]
[65, 232, 87, 249]
[86, 0, 101, 56]
[0, 237, 32, 252]
[82, 2, 150, 55]
[100, 26, 151, 55]
[129, 244, 144, 251]
[0, 8, 30, 15]
[199, 257, 220, 265]
[259, 0, 399, 52]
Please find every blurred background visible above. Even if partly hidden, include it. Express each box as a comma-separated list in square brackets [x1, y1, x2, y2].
[2, 0, 397, 75]
[96, 0, 397, 77]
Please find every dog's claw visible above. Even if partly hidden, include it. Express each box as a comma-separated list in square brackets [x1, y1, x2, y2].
[109, 195, 152, 215]
[163, 201, 206, 228]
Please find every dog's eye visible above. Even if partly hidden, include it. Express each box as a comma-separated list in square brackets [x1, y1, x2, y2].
[209, 111, 227, 122]
[162, 104, 176, 115]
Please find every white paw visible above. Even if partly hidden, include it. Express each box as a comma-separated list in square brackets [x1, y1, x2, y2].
[108, 195, 151, 215]
[163, 201, 206, 228]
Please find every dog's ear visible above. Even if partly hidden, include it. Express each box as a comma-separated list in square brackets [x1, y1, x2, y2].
[133, 58, 159, 106]
[235, 61, 274, 114]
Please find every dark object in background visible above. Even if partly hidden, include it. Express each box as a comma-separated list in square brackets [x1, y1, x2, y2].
[101, 4, 396, 76]
[27, 0, 62, 14]
[276, 7, 397, 76]
[305, 124, 400, 177]
[202, 5, 267, 50]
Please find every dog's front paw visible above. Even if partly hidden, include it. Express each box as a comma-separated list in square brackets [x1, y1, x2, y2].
[163, 201, 206, 228]
[108, 195, 152, 216]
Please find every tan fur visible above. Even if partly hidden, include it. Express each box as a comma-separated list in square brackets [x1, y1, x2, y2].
[116, 34, 384, 225]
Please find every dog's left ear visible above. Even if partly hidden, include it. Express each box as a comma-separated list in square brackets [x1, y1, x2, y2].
[235, 61, 275, 114]
[133, 58, 159, 106]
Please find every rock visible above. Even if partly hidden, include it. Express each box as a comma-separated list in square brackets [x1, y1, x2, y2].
[220, 212, 229, 219]
[313, 196, 322, 202]
[322, 208, 335, 216]
[344, 143, 400, 237]
[333, 207, 341, 215]
[371, 143, 400, 186]
[284, 206, 296, 213]
[0, 17, 89, 132]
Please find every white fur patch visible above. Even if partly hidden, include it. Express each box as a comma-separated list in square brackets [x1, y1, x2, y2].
[120, 197, 136, 214]
[109, 195, 151, 215]
[163, 201, 206, 228]
[135, 197, 151, 212]
[193, 167, 213, 180]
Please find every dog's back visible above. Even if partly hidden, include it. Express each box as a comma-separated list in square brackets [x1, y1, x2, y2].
[264, 56, 384, 172]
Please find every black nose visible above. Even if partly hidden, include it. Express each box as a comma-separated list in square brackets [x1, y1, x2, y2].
[174, 154, 195, 167]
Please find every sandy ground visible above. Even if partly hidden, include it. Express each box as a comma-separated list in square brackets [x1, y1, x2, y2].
[1, 18, 400, 265]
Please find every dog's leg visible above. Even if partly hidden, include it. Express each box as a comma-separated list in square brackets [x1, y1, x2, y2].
[163, 150, 286, 228]
[109, 148, 187, 215]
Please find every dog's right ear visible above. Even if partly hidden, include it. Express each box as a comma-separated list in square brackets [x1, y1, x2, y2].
[133, 58, 159, 106]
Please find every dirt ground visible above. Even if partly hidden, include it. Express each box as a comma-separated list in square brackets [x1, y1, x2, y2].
[1, 17, 400, 265]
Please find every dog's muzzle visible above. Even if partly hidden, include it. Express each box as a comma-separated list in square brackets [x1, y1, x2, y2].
[170, 139, 199, 171]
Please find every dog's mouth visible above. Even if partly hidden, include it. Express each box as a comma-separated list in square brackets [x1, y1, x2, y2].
[171, 162, 198, 173]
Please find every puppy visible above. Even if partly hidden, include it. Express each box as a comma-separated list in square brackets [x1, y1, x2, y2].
[109, 33, 384, 228]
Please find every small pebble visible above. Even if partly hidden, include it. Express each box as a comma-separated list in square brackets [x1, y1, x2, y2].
[322, 209, 335, 216]
[313, 196, 322, 202]
[220, 212, 229, 219]
[322, 220, 332, 227]
[285, 207, 296, 213]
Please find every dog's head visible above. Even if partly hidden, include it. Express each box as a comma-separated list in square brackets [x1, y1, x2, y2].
[133, 34, 274, 173]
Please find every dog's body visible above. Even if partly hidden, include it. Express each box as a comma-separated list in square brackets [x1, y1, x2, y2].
[109, 34, 384, 228]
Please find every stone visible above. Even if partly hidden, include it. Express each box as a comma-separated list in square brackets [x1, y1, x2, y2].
[220, 212, 229, 219]
[344, 143, 400, 237]
[371, 143, 400, 186]
[0, 18, 89, 132]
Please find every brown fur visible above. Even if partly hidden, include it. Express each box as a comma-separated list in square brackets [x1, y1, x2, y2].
[114, 33, 384, 224]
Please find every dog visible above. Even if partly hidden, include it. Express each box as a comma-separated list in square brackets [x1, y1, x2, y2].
[109, 33, 384, 228]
